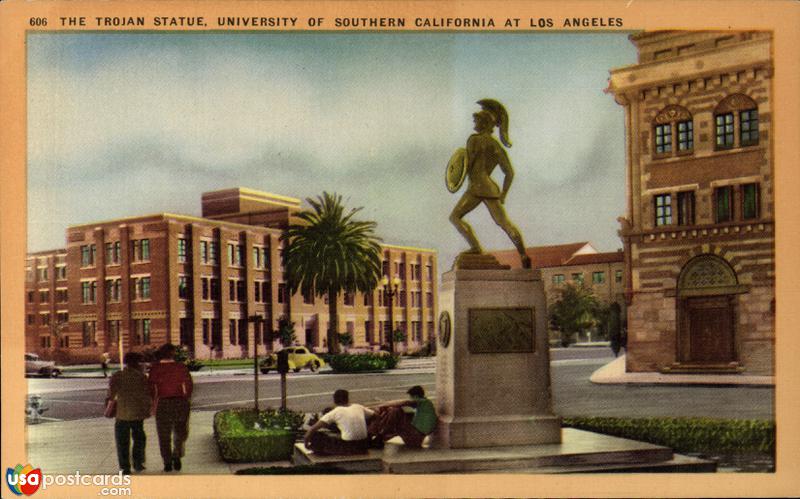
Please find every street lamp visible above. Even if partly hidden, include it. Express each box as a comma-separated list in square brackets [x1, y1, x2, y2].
[381, 275, 402, 354]
[247, 314, 264, 413]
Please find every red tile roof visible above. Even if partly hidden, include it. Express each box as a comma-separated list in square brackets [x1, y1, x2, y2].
[492, 242, 591, 270]
[564, 251, 624, 266]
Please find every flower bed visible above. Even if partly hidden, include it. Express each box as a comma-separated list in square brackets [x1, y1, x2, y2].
[213, 408, 304, 463]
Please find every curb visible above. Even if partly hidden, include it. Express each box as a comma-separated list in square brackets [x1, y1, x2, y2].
[590, 355, 775, 387]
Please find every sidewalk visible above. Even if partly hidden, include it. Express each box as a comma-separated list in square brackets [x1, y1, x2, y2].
[26, 410, 255, 475]
[590, 355, 774, 386]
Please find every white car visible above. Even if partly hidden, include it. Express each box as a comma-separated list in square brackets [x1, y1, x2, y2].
[25, 353, 62, 378]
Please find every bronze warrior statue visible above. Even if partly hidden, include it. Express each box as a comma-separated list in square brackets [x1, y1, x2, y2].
[446, 99, 531, 269]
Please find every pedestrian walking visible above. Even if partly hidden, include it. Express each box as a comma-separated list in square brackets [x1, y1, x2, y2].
[107, 352, 151, 475]
[148, 343, 193, 472]
[101, 351, 111, 378]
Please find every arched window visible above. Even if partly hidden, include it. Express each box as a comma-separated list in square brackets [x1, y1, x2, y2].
[652, 105, 693, 157]
[714, 94, 759, 150]
[678, 254, 738, 294]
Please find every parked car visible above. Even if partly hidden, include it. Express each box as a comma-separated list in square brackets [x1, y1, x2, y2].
[25, 353, 62, 378]
[260, 346, 325, 374]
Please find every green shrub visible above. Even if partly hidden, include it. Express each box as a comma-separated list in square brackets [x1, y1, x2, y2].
[174, 345, 203, 371]
[185, 359, 204, 371]
[214, 408, 304, 462]
[338, 333, 354, 349]
[406, 341, 435, 357]
[276, 316, 297, 347]
[325, 352, 399, 373]
[257, 407, 305, 432]
[563, 416, 775, 454]
[174, 345, 191, 363]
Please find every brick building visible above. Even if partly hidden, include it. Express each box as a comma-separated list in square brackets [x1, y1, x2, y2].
[607, 31, 774, 375]
[25, 249, 68, 351]
[494, 243, 625, 341]
[494, 242, 625, 306]
[25, 188, 438, 361]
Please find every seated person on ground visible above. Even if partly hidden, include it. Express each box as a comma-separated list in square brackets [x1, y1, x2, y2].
[303, 389, 375, 455]
[368, 385, 436, 448]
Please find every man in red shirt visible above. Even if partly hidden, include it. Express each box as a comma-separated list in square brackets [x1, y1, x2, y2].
[148, 343, 193, 472]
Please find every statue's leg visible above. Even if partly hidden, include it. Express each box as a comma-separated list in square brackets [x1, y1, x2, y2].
[485, 199, 531, 268]
[449, 193, 483, 253]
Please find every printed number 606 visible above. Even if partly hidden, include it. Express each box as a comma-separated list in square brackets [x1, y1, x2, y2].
[30, 18, 48, 26]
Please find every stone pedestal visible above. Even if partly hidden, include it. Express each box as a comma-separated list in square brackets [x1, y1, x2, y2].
[433, 267, 561, 448]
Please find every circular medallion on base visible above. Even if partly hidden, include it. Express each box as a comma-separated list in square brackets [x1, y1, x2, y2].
[438, 311, 451, 348]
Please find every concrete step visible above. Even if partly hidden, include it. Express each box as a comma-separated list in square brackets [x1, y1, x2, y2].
[293, 428, 717, 474]
[662, 362, 744, 374]
[292, 443, 384, 472]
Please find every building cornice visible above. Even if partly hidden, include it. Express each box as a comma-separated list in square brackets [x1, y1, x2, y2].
[381, 243, 438, 254]
[607, 38, 772, 96]
[27, 248, 67, 257]
[620, 219, 774, 240]
[68, 212, 281, 234]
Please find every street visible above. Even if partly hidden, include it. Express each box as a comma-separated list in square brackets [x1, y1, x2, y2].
[26, 347, 774, 422]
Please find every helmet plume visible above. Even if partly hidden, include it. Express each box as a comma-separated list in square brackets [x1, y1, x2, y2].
[477, 98, 511, 147]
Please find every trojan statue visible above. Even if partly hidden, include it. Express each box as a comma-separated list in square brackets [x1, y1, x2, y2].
[446, 99, 531, 269]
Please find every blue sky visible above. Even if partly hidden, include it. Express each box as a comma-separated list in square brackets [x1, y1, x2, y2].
[27, 32, 636, 267]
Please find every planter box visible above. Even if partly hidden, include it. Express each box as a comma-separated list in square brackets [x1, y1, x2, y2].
[214, 410, 296, 463]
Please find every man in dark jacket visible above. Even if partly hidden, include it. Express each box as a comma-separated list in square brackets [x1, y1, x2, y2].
[148, 343, 193, 472]
[108, 352, 151, 475]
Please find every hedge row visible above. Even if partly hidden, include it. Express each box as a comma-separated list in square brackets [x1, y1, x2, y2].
[213, 408, 304, 463]
[323, 353, 399, 373]
[563, 416, 775, 454]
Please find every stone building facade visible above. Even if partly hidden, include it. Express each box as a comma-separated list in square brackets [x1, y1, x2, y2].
[25, 188, 438, 361]
[607, 31, 774, 375]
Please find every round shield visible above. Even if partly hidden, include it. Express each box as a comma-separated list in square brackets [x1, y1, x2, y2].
[445, 147, 468, 193]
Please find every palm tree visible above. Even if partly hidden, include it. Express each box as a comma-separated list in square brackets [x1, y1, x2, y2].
[281, 192, 383, 353]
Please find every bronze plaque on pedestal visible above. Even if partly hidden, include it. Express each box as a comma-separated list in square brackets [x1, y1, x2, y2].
[468, 307, 534, 354]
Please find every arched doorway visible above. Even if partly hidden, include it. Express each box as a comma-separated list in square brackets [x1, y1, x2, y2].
[676, 255, 746, 365]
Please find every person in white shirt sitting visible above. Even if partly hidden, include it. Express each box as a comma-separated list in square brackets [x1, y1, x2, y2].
[304, 389, 375, 455]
